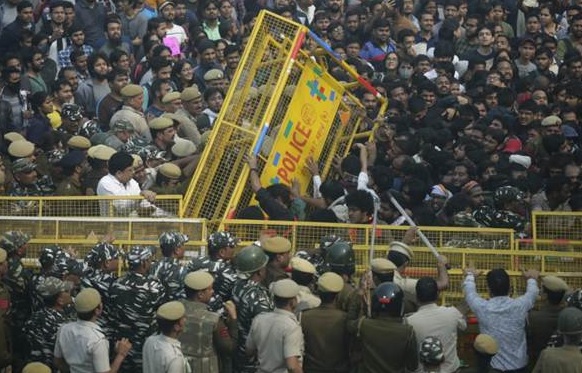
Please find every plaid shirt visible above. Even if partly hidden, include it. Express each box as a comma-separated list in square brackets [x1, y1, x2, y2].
[57, 44, 94, 68]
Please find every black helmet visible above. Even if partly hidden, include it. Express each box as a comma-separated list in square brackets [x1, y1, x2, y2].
[325, 241, 355, 276]
[319, 234, 342, 252]
[235, 245, 268, 274]
[372, 282, 403, 316]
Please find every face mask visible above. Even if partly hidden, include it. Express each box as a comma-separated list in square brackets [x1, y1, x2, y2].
[398, 68, 413, 79]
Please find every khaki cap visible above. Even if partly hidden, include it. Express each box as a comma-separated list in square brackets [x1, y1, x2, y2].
[67, 135, 92, 149]
[132, 154, 144, 168]
[87, 145, 116, 161]
[181, 86, 201, 101]
[389, 241, 413, 260]
[0, 248, 6, 263]
[184, 271, 214, 290]
[75, 288, 101, 313]
[8, 140, 35, 158]
[149, 117, 174, 130]
[162, 91, 181, 104]
[272, 279, 300, 298]
[4, 132, 25, 143]
[541, 115, 562, 127]
[261, 236, 292, 254]
[290, 257, 316, 274]
[121, 84, 143, 98]
[318, 272, 344, 293]
[158, 163, 182, 179]
[157, 301, 185, 321]
[371, 258, 396, 274]
[203, 69, 224, 81]
[22, 362, 51, 373]
[474, 334, 498, 355]
[171, 138, 197, 157]
[542, 275, 569, 292]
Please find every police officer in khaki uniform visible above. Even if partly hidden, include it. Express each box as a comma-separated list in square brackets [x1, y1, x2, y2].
[150, 162, 184, 195]
[180, 271, 237, 373]
[301, 272, 349, 373]
[290, 257, 320, 314]
[533, 307, 582, 373]
[260, 236, 291, 288]
[324, 240, 359, 318]
[528, 275, 569, 364]
[0, 248, 11, 369]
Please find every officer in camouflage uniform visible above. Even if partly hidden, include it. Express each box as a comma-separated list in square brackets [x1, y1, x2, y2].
[0, 249, 11, 369]
[296, 234, 342, 277]
[82, 242, 121, 336]
[231, 245, 274, 373]
[180, 271, 238, 373]
[109, 245, 166, 372]
[31, 245, 64, 312]
[188, 231, 238, 312]
[150, 231, 189, 301]
[419, 336, 445, 373]
[24, 277, 73, 369]
[8, 158, 56, 197]
[473, 186, 529, 235]
[1, 231, 33, 372]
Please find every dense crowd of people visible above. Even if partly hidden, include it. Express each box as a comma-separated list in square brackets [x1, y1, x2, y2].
[0, 228, 581, 373]
[0, 0, 579, 232]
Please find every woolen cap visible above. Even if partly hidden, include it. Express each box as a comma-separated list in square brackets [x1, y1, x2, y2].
[317, 272, 344, 293]
[87, 145, 116, 161]
[149, 117, 174, 130]
[272, 279, 300, 298]
[3, 132, 25, 143]
[261, 236, 292, 254]
[371, 258, 397, 274]
[158, 163, 182, 179]
[162, 91, 181, 104]
[290, 257, 316, 274]
[67, 135, 92, 149]
[8, 140, 35, 158]
[22, 362, 51, 373]
[542, 275, 569, 292]
[171, 138, 197, 157]
[157, 301, 185, 321]
[203, 69, 224, 81]
[184, 271, 214, 290]
[75, 288, 101, 313]
[121, 84, 143, 98]
[389, 241, 413, 260]
[158, 0, 175, 11]
[474, 334, 498, 355]
[181, 86, 201, 101]
[541, 115, 562, 127]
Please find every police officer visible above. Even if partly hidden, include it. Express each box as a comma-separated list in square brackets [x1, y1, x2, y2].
[231, 245, 274, 373]
[143, 301, 191, 373]
[31, 245, 64, 312]
[1, 230, 33, 372]
[82, 241, 120, 336]
[464, 334, 499, 373]
[419, 337, 445, 373]
[349, 282, 419, 372]
[150, 231, 189, 301]
[24, 277, 72, 368]
[324, 240, 359, 317]
[356, 258, 398, 318]
[300, 272, 349, 373]
[296, 234, 342, 277]
[533, 307, 582, 372]
[188, 231, 238, 312]
[528, 275, 569, 363]
[180, 271, 237, 373]
[289, 257, 320, 313]
[261, 236, 292, 288]
[109, 245, 166, 372]
[0, 248, 11, 369]
[246, 279, 304, 373]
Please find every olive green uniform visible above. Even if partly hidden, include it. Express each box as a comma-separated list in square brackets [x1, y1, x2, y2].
[263, 263, 288, 289]
[179, 300, 237, 373]
[300, 303, 350, 373]
[527, 303, 564, 363]
[533, 345, 582, 373]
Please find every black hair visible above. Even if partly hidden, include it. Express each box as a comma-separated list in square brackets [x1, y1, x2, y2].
[150, 55, 172, 73]
[291, 271, 314, 287]
[274, 295, 294, 308]
[108, 152, 133, 175]
[87, 52, 110, 77]
[345, 189, 375, 216]
[387, 250, 409, 267]
[266, 184, 292, 207]
[486, 268, 510, 296]
[319, 180, 345, 203]
[416, 276, 439, 303]
[157, 317, 180, 334]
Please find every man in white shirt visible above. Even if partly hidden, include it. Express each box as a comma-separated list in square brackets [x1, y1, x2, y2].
[463, 267, 539, 373]
[54, 288, 132, 373]
[96, 151, 157, 216]
[406, 277, 467, 373]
